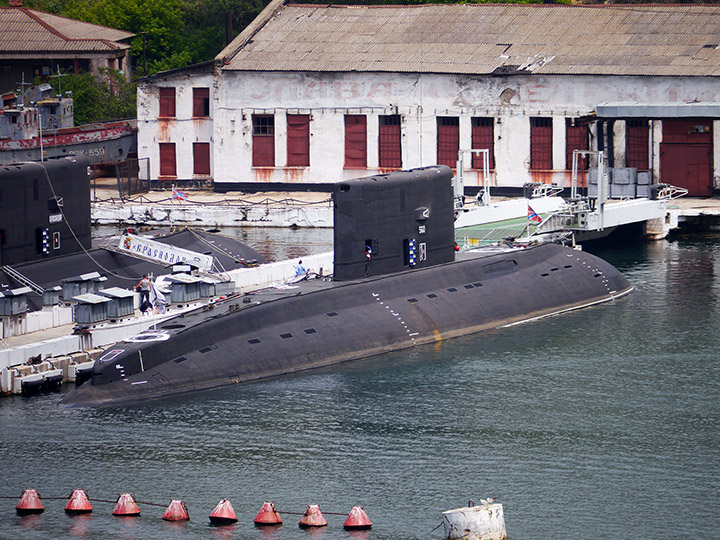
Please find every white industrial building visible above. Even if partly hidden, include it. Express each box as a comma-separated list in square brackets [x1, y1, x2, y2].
[137, 1, 720, 196]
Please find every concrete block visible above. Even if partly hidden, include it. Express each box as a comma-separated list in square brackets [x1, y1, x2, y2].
[1, 367, 11, 394]
[15, 365, 32, 377]
[36, 361, 51, 373]
[69, 352, 89, 364]
[636, 184, 650, 198]
[637, 171, 651, 185]
[50, 356, 72, 379]
[443, 503, 506, 540]
[610, 183, 636, 199]
[12, 371, 23, 394]
[86, 348, 104, 360]
[612, 167, 637, 185]
[588, 182, 597, 198]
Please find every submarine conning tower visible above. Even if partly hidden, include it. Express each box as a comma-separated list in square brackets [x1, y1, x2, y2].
[333, 165, 456, 281]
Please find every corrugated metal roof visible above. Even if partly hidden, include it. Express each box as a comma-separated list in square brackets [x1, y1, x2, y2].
[0, 7, 133, 54]
[221, 3, 720, 77]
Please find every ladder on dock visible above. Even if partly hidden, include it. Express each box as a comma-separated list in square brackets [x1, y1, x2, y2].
[1, 266, 44, 295]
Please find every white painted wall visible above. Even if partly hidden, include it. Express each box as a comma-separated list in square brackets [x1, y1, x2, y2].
[138, 72, 215, 181]
[138, 71, 720, 188]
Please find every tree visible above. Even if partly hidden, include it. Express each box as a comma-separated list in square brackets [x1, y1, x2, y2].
[42, 69, 136, 124]
[61, 0, 192, 74]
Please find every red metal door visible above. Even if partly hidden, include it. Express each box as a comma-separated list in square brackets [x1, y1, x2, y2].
[193, 142, 210, 175]
[379, 115, 401, 168]
[660, 120, 713, 196]
[471, 118, 494, 169]
[159, 143, 176, 177]
[530, 118, 553, 170]
[437, 117, 459, 168]
[287, 114, 310, 167]
[345, 115, 367, 168]
[660, 143, 712, 196]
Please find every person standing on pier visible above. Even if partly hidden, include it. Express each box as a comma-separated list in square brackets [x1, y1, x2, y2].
[136, 274, 151, 305]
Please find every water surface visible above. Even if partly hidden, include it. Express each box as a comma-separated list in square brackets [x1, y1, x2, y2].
[1, 233, 718, 539]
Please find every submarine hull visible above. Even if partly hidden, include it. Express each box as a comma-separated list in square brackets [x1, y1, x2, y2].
[61, 242, 632, 408]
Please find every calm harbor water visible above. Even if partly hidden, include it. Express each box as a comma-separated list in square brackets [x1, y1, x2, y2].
[1, 230, 719, 540]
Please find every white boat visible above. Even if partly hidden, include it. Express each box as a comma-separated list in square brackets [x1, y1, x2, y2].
[452, 148, 566, 247]
[454, 184, 566, 248]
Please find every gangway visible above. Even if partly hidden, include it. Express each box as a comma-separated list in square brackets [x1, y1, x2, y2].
[532, 150, 687, 242]
[1, 266, 44, 295]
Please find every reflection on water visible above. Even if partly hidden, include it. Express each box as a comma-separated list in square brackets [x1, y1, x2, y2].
[67, 513, 92, 538]
[2, 232, 719, 540]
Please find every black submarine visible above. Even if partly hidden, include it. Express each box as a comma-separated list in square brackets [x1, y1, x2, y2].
[61, 165, 632, 408]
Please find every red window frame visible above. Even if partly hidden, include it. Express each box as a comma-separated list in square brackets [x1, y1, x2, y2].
[626, 119, 649, 170]
[192, 88, 210, 118]
[530, 117, 553, 170]
[193, 142, 210, 175]
[287, 114, 310, 167]
[159, 88, 176, 118]
[252, 114, 275, 167]
[437, 117, 459, 168]
[471, 117, 494, 169]
[566, 120, 589, 170]
[344, 115, 367, 168]
[159, 143, 176, 177]
[379, 115, 402, 168]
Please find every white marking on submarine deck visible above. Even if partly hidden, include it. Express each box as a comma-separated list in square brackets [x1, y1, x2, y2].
[500, 287, 633, 328]
[374, 292, 417, 343]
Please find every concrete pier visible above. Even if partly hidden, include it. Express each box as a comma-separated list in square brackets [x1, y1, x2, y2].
[92, 189, 333, 228]
[667, 198, 720, 232]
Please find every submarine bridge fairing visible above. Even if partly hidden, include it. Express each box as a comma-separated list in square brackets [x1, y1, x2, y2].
[61, 166, 633, 408]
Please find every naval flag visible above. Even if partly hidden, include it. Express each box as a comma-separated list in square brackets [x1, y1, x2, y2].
[528, 205, 542, 223]
[149, 281, 167, 314]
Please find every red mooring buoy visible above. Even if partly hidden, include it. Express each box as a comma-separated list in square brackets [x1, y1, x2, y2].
[253, 501, 282, 526]
[209, 499, 238, 525]
[64, 489, 93, 514]
[16, 489, 44, 515]
[112, 493, 141, 516]
[162, 499, 190, 521]
[298, 504, 327, 528]
[343, 505, 372, 530]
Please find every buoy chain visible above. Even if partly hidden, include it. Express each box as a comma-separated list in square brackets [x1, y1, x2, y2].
[135, 500, 169, 508]
[276, 510, 348, 516]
